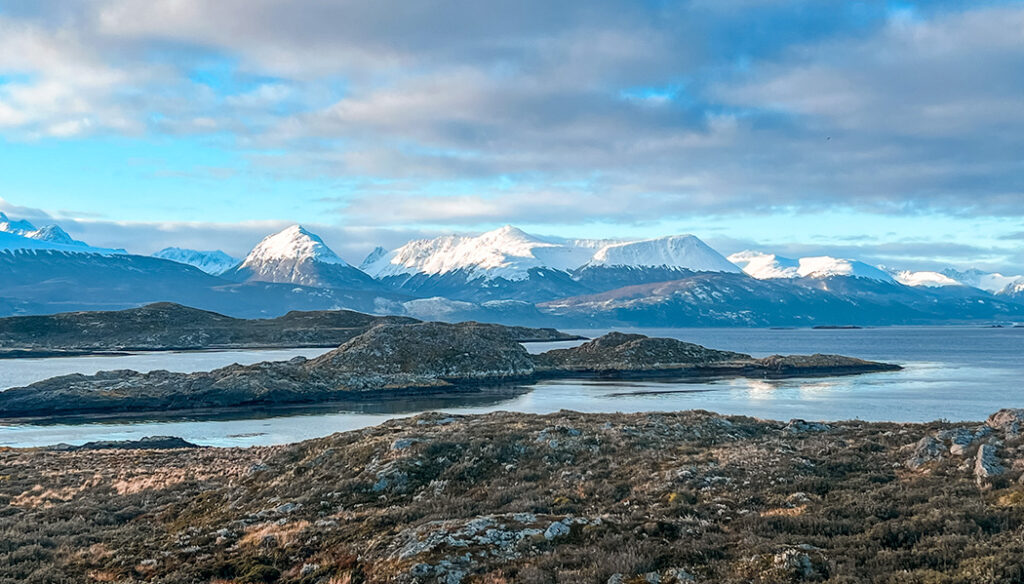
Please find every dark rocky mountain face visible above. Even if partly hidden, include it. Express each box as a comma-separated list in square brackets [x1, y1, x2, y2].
[375, 267, 591, 303]
[222, 256, 381, 291]
[539, 272, 1024, 327]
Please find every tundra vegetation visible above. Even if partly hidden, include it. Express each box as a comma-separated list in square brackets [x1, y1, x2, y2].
[3, 408, 1024, 583]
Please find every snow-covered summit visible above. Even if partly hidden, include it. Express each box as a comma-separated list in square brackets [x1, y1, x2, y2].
[363, 226, 738, 281]
[240, 225, 348, 268]
[889, 270, 962, 288]
[727, 251, 800, 279]
[28, 224, 84, 246]
[942, 268, 1024, 294]
[153, 248, 238, 275]
[0, 212, 121, 255]
[361, 225, 589, 281]
[586, 235, 741, 273]
[728, 251, 895, 283]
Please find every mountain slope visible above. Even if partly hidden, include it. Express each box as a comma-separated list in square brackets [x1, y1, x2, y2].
[539, 272, 1024, 327]
[153, 247, 238, 275]
[729, 251, 894, 283]
[223, 225, 378, 290]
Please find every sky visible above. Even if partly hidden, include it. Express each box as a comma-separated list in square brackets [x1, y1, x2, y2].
[0, 0, 1022, 272]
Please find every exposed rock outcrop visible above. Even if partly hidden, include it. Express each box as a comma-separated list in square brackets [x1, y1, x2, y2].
[0, 329, 900, 420]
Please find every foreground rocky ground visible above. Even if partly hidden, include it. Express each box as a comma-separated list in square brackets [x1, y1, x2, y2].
[4, 409, 1024, 584]
[0, 326, 898, 419]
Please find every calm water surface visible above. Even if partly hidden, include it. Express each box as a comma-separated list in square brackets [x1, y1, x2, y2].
[1, 326, 1022, 447]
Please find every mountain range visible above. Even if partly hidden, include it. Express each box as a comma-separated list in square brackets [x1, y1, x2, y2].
[0, 213, 1021, 326]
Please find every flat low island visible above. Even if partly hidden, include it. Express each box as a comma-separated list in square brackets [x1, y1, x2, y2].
[0, 319, 899, 420]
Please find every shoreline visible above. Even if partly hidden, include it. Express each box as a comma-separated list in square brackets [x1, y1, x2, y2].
[0, 362, 901, 424]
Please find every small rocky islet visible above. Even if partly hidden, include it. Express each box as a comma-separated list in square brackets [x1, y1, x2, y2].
[3, 409, 1024, 583]
[0, 323, 899, 419]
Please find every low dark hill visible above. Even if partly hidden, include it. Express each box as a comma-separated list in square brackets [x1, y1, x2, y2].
[0, 302, 579, 354]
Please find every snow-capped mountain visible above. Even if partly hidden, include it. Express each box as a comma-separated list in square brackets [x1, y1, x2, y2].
[0, 213, 121, 255]
[728, 251, 895, 283]
[941, 268, 1024, 295]
[889, 270, 962, 288]
[361, 226, 741, 302]
[585, 235, 742, 273]
[223, 225, 378, 290]
[153, 248, 238, 275]
[361, 226, 598, 281]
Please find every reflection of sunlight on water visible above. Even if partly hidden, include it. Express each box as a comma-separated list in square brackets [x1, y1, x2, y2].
[797, 380, 839, 399]
[743, 380, 779, 400]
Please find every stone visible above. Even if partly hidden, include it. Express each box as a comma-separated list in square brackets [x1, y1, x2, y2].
[987, 409, 1024, 436]
[906, 436, 946, 470]
[544, 520, 570, 540]
[975, 444, 1005, 485]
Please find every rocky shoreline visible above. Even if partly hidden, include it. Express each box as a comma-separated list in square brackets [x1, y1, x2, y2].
[3, 408, 1024, 583]
[0, 325, 899, 420]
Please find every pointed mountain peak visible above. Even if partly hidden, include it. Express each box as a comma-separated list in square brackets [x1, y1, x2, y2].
[28, 224, 83, 246]
[360, 246, 389, 270]
[242, 224, 347, 266]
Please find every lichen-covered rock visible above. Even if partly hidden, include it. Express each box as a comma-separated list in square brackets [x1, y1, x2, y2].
[975, 444, 1005, 486]
[906, 436, 946, 470]
[987, 409, 1024, 436]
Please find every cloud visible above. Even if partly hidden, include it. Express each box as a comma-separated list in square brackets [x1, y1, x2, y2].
[0, 0, 1022, 228]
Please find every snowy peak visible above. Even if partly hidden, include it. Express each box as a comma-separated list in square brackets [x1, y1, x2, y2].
[27, 224, 85, 246]
[0, 212, 120, 255]
[363, 227, 738, 281]
[0, 212, 36, 234]
[728, 251, 800, 279]
[153, 248, 238, 275]
[942, 268, 1024, 294]
[729, 251, 895, 283]
[362, 225, 573, 282]
[798, 256, 895, 282]
[889, 270, 962, 288]
[241, 225, 347, 267]
[589, 235, 741, 273]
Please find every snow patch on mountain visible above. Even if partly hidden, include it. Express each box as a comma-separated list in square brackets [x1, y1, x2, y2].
[728, 251, 800, 279]
[587, 235, 741, 273]
[942, 269, 1024, 294]
[153, 248, 238, 275]
[729, 251, 895, 283]
[0, 213, 121, 255]
[890, 270, 962, 288]
[240, 225, 348, 268]
[363, 225, 737, 281]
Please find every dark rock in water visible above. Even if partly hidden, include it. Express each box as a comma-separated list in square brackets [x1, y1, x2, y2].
[755, 353, 900, 375]
[0, 328, 900, 420]
[533, 332, 899, 378]
[48, 436, 199, 451]
[0, 322, 536, 418]
[532, 332, 750, 372]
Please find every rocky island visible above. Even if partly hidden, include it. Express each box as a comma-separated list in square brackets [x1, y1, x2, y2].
[0, 302, 582, 357]
[0, 323, 899, 419]
[2, 408, 1024, 583]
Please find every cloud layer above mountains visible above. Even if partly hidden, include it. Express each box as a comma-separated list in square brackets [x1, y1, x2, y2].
[3, 1, 1024, 220]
